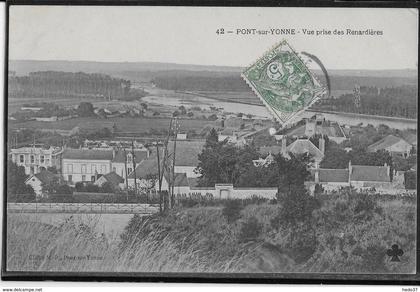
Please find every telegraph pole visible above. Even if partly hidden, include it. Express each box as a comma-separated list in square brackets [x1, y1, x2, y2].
[161, 118, 173, 211]
[123, 147, 129, 200]
[170, 118, 179, 208]
[131, 140, 137, 196]
[156, 141, 162, 212]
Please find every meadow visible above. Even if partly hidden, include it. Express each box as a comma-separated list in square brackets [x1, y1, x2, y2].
[6, 191, 416, 273]
[8, 116, 216, 134]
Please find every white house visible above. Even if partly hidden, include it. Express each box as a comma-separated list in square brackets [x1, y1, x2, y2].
[10, 146, 63, 175]
[367, 135, 413, 157]
[25, 170, 57, 197]
[62, 149, 113, 185]
[307, 161, 406, 194]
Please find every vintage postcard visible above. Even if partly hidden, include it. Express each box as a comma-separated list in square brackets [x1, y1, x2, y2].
[2, 5, 418, 281]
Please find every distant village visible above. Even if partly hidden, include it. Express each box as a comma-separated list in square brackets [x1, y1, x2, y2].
[9, 110, 417, 202]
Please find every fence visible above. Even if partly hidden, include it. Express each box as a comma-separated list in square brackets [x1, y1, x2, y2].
[7, 202, 160, 215]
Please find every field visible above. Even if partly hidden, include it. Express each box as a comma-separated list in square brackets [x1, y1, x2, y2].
[6, 192, 416, 273]
[8, 116, 217, 134]
[8, 96, 112, 114]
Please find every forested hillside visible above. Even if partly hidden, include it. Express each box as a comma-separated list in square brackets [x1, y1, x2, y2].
[313, 85, 417, 119]
[9, 71, 132, 99]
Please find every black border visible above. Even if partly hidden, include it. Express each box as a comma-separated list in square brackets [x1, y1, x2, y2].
[2, 0, 420, 284]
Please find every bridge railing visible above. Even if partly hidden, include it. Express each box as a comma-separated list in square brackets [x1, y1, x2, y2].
[7, 202, 160, 214]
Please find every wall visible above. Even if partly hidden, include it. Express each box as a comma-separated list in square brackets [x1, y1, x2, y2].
[319, 182, 350, 193]
[62, 159, 111, 184]
[231, 187, 277, 199]
[174, 166, 199, 178]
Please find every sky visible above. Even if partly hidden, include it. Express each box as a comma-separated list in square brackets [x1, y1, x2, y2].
[8, 6, 419, 70]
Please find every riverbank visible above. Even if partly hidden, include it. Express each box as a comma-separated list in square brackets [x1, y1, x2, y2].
[142, 89, 417, 130]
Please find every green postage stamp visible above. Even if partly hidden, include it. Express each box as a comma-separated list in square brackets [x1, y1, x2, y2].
[242, 40, 326, 125]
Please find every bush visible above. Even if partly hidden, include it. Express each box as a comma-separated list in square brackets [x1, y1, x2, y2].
[276, 186, 320, 227]
[8, 192, 36, 203]
[48, 193, 75, 203]
[239, 216, 261, 242]
[404, 171, 416, 189]
[222, 199, 243, 223]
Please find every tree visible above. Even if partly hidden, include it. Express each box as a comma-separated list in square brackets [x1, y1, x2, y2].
[179, 105, 187, 115]
[320, 145, 350, 169]
[222, 200, 243, 223]
[196, 129, 238, 186]
[207, 114, 218, 121]
[7, 161, 35, 202]
[404, 171, 416, 190]
[77, 102, 95, 117]
[274, 153, 310, 195]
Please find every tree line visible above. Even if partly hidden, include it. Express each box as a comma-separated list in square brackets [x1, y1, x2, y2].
[153, 75, 250, 91]
[9, 71, 132, 99]
[314, 85, 417, 119]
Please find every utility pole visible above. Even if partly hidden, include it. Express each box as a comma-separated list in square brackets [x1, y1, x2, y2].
[161, 118, 173, 211]
[156, 141, 162, 213]
[123, 147, 129, 200]
[131, 140, 137, 196]
[170, 118, 179, 208]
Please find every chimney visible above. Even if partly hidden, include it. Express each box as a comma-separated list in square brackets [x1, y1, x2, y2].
[319, 137, 325, 154]
[281, 136, 287, 156]
[348, 160, 352, 183]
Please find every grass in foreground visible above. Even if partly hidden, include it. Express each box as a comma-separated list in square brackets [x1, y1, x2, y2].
[6, 192, 416, 273]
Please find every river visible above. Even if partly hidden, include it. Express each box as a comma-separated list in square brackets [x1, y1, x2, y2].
[142, 91, 417, 130]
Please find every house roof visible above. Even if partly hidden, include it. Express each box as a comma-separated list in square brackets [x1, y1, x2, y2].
[28, 170, 57, 185]
[350, 165, 390, 182]
[112, 149, 148, 163]
[167, 140, 205, 166]
[318, 169, 349, 183]
[219, 127, 236, 136]
[367, 135, 410, 152]
[127, 141, 204, 179]
[187, 177, 200, 188]
[102, 171, 124, 186]
[127, 151, 163, 179]
[63, 149, 113, 160]
[164, 172, 189, 187]
[259, 145, 282, 156]
[401, 133, 417, 146]
[286, 139, 324, 160]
